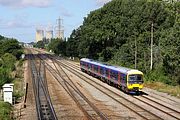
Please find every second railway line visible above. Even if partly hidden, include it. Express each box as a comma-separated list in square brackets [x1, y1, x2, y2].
[53, 55, 180, 120]
[26, 49, 180, 120]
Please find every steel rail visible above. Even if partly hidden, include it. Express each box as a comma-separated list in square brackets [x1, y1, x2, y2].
[39, 54, 109, 120]
[27, 50, 57, 120]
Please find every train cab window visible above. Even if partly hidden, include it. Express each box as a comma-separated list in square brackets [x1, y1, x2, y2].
[128, 74, 143, 83]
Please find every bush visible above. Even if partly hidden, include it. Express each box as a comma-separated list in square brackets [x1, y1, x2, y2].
[145, 66, 171, 85]
[0, 68, 12, 87]
[13, 91, 24, 102]
[0, 101, 12, 120]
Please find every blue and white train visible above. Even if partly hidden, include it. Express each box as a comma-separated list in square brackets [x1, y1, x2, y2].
[80, 58, 144, 93]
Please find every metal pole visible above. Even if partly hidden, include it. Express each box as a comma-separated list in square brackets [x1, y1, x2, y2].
[150, 22, 153, 70]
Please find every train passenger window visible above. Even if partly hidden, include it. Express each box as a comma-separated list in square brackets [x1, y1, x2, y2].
[120, 74, 127, 82]
[110, 71, 118, 80]
[120, 74, 123, 81]
[94, 65, 98, 72]
[88, 64, 91, 70]
[105, 69, 109, 77]
[100, 67, 104, 74]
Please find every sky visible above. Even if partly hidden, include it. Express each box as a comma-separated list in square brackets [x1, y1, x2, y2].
[0, 0, 111, 43]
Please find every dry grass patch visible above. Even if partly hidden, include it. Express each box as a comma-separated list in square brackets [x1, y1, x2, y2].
[145, 81, 180, 98]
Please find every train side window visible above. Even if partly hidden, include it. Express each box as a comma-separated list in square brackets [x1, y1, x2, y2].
[110, 71, 118, 80]
[120, 74, 123, 81]
[105, 69, 109, 77]
[121, 74, 125, 82]
[94, 65, 97, 72]
[88, 64, 91, 70]
[85, 63, 87, 67]
[100, 67, 104, 74]
[115, 72, 118, 80]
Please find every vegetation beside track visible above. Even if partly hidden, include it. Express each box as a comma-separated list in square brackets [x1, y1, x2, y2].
[145, 81, 180, 98]
[0, 101, 12, 119]
[0, 35, 24, 119]
[0, 35, 23, 87]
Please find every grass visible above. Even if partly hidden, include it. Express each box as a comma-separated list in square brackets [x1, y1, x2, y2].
[13, 60, 24, 101]
[13, 78, 24, 101]
[0, 101, 12, 120]
[144, 81, 180, 98]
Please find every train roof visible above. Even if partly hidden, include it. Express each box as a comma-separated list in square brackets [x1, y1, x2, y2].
[80, 58, 143, 75]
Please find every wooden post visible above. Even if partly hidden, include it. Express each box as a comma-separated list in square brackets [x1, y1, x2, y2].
[24, 83, 28, 108]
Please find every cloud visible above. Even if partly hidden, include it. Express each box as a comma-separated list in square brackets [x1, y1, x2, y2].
[60, 7, 73, 17]
[95, 0, 112, 6]
[6, 20, 30, 28]
[0, 0, 52, 8]
[0, 15, 32, 29]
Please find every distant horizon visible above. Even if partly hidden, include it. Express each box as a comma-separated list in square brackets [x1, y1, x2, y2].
[0, 0, 111, 43]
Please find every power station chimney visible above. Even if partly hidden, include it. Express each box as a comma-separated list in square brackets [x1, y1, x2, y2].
[35, 29, 44, 42]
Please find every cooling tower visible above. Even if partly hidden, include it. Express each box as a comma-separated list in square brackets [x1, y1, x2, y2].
[36, 29, 44, 42]
[46, 30, 53, 40]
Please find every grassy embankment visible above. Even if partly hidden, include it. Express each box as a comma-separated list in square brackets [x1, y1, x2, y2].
[0, 101, 12, 119]
[13, 59, 24, 101]
[0, 59, 24, 120]
[144, 81, 180, 98]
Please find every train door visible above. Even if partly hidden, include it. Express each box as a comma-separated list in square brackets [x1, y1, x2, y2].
[118, 72, 121, 86]
[120, 73, 127, 90]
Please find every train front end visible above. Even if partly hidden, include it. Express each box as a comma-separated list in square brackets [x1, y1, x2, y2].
[127, 70, 144, 92]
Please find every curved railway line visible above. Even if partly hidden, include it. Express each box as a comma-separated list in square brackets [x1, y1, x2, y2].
[40, 54, 160, 119]
[26, 49, 180, 120]
[52, 55, 180, 120]
[38, 54, 109, 120]
[64, 59, 180, 114]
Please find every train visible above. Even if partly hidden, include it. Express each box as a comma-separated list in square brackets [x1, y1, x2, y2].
[80, 58, 144, 93]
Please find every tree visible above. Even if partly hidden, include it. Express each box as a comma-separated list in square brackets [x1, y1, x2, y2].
[34, 41, 45, 49]
[1, 53, 16, 71]
[65, 0, 179, 85]
[48, 38, 66, 56]
[0, 39, 22, 59]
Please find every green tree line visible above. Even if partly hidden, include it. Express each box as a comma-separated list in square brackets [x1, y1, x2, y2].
[0, 35, 23, 87]
[48, 0, 180, 85]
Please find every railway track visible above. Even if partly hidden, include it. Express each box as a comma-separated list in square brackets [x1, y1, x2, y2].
[27, 53, 57, 120]
[36, 54, 159, 119]
[63, 59, 180, 119]
[28, 49, 180, 120]
[38, 54, 109, 120]
[52, 56, 180, 120]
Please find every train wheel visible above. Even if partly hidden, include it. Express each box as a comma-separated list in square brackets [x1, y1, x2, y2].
[125, 88, 129, 93]
[108, 80, 111, 85]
